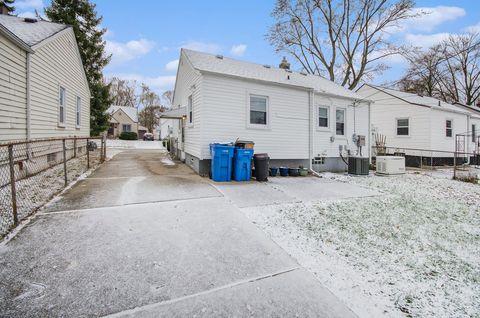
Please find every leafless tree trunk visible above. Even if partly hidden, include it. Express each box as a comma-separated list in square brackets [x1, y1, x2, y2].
[398, 32, 480, 105]
[268, 0, 418, 89]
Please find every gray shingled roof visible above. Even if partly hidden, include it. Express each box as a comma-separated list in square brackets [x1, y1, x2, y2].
[160, 107, 186, 119]
[0, 14, 68, 48]
[182, 49, 365, 101]
[108, 105, 138, 123]
[360, 84, 471, 115]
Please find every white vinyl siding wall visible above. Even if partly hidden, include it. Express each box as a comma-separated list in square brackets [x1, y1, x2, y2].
[200, 73, 310, 160]
[312, 94, 370, 158]
[0, 32, 27, 141]
[358, 85, 432, 151]
[172, 53, 202, 158]
[429, 109, 467, 154]
[29, 29, 90, 138]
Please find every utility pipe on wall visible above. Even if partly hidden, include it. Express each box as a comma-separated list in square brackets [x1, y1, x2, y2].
[26, 52, 31, 140]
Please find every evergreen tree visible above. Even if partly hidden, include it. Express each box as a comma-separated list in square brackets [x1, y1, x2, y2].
[45, 0, 112, 136]
[0, 0, 15, 14]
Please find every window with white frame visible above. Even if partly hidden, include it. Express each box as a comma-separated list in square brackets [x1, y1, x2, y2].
[59, 87, 66, 125]
[396, 118, 409, 136]
[472, 124, 477, 143]
[249, 95, 268, 126]
[446, 120, 453, 137]
[335, 108, 345, 135]
[318, 106, 329, 128]
[188, 95, 193, 124]
[76, 96, 81, 128]
[122, 124, 131, 132]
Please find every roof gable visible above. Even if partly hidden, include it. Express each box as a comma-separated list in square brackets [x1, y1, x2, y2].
[108, 105, 138, 123]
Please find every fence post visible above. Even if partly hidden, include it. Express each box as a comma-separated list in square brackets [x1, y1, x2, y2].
[62, 139, 68, 186]
[73, 137, 77, 158]
[8, 145, 18, 226]
[103, 134, 107, 162]
[87, 138, 90, 169]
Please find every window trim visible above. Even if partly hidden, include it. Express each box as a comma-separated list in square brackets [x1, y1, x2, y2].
[58, 86, 66, 127]
[396, 117, 410, 137]
[122, 124, 132, 132]
[76, 96, 81, 129]
[335, 107, 346, 136]
[187, 95, 193, 127]
[247, 94, 270, 129]
[445, 119, 453, 138]
[317, 105, 330, 131]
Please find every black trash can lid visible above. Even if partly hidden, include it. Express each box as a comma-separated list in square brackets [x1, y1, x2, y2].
[254, 153, 269, 159]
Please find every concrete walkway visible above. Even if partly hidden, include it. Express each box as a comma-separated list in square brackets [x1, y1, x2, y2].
[0, 149, 362, 317]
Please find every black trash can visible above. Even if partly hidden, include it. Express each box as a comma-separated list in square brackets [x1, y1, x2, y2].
[253, 153, 269, 181]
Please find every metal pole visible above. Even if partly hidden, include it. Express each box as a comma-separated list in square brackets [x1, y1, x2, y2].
[100, 137, 105, 163]
[103, 134, 107, 162]
[87, 138, 90, 169]
[62, 139, 68, 186]
[8, 145, 18, 226]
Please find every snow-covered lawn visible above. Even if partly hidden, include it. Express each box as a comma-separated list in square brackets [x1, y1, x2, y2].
[242, 172, 480, 318]
[107, 139, 164, 149]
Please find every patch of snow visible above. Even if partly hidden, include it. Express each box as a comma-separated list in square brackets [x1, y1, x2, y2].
[107, 139, 164, 150]
[161, 157, 175, 166]
[242, 172, 480, 318]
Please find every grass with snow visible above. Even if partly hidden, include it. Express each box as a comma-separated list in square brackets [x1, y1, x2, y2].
[242, 172, 480, 318]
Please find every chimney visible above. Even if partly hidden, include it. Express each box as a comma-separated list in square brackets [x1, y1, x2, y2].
[279, 56, 290, 70]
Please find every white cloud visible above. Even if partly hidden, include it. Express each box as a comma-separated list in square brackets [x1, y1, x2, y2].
[165, 59, 179, 72]
[15, 0, 43, 10]
[106, 39, 155, 65]
[180, 41, 222, 54]
[230, 44, 247, 57]
[464, 22, 480, 34]
[106, 73, 176, 94]
[401, 6, 465, 33]
[405, 32, 451, 48]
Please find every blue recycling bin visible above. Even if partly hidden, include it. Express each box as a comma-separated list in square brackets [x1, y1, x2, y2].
[233, 148, 254, 181]
[210, 144, 235, 182]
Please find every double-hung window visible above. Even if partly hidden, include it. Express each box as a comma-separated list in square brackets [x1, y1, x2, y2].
[76, 96, 81, 128]
[59, 87, 66, 126]
[122, 124, 131, 132]
[446, 120, 453, 137]
[188, 95, 193, 125]
[335, 108, 345, 135]
[249, 95, 268, 126]
[318, 106, 329, 128]
[397, 118, 409, 136]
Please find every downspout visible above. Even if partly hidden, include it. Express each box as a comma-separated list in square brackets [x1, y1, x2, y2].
[308, 89, 314, 171]
[26, 52, 31, 140]
[368, 102, 371, 163]
[467, 115, 471, 165]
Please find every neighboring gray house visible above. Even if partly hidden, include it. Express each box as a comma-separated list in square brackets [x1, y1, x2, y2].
[0, 14, 90, 142]
[165, 49, 371, 175]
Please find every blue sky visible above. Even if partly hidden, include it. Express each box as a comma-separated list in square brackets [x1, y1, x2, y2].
[14, 0, 480, 95]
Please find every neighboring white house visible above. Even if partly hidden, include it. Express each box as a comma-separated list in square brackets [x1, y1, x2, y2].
[357, 84, 479, 165]
[0, 14, 90, 142]
[163, 49, 371, 175]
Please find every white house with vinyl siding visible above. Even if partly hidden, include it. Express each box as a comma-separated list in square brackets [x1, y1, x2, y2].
[163, 49, 371, 175]
[357, 84, 479, 165]
[0, 14, 90, 143]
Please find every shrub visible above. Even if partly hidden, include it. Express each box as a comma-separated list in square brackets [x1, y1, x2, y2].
[119, 131, 138, 140]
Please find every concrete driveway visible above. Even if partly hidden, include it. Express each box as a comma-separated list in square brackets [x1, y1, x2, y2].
[0, 148, 369, 317]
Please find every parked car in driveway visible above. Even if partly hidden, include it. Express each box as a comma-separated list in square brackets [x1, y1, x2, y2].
[143, 133, 154, 141]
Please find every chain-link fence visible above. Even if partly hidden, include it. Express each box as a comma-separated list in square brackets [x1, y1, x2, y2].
[0, 136, 106, 238]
